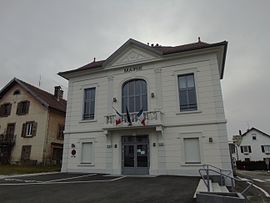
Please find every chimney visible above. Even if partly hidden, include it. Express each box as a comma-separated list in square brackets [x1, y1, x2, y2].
[239, 130, 242, 135]
[54, 86, 63, 101]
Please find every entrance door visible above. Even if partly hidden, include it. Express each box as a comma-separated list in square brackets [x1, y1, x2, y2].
[21, 145, 31, 161]
[122, 135, 149, 175]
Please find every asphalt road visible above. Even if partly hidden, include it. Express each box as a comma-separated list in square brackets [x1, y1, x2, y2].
[0, 173, 199, 203]
[236, 170, 270, 203]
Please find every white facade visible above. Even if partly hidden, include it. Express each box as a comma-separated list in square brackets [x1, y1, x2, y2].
[59, 39, 231, 176]
[234, 128, 270, 162]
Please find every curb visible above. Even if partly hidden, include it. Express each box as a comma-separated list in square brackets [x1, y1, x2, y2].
[0, 172, 60, 179]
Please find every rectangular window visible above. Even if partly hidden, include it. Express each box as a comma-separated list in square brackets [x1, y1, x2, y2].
[0, 103, 12, 117]
[262, 145, 270, 153]
[25, 122, 33, 136]
[16, 101, 30, 115]
[241, 145, 251, 153]
[178, 73, 197, 112]
[81, 142, 93, 164]
[184, 137, 201, 164]
[21, 121, 37, 137]
[83, 88, 96, 120]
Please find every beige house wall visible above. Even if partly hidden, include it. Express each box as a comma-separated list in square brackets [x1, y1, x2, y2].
[0, 83, 64, 164]
[44, 110, 65, 162]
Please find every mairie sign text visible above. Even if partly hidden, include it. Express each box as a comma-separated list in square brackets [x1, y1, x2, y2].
[123, 66, 142, 73]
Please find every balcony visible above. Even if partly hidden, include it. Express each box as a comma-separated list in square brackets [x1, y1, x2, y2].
[0, 134, 16, 146]
[104, 111, 163, 132]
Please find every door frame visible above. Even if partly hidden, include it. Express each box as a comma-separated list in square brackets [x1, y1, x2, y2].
[121, 135, 150, 175]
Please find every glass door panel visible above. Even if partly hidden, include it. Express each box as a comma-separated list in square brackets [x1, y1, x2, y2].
[136, 144, 148, 167]
[124, 145, 134, 167]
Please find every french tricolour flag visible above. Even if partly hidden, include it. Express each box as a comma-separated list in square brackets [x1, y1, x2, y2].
[113, 108, 122, 125]
[137, 109, 146, 126]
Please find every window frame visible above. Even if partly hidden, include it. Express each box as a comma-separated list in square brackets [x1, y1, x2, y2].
[175, 69, 200, 114]
[262, 145, 270, 154]
[25, 121, 34, 137]
[16, 100, 30, 115]
[241, 145, 251, 154]
[82, 87, 96, 120]
[80, 141, 94, 165]
[21, 121, 37, 138]
[0, 103, 12, 117]
[178, 73, 198, 112]
[121, 79, 148, 113]
[183, 137, 201, 164]
[180, 132, 204, 166]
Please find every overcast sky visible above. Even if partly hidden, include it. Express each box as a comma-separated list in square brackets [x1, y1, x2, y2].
[0, 0, 269, 138]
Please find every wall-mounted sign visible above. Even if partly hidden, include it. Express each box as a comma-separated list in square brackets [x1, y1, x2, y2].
[71, 149, 76, 158]
[71, 144, 76, 158]
[124, 65, 142, 73]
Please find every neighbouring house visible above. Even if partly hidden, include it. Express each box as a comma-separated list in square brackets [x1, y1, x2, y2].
[0, 78, 66, 165]
[232, 128, 270, 162]
[58, 38, 231, 175]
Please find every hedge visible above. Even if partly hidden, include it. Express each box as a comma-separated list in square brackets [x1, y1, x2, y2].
[236, 160, 268, 170]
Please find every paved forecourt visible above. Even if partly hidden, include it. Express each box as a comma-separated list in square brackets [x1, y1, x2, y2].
[0, 173, 199, 203]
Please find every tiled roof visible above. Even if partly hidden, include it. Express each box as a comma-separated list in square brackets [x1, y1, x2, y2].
[153, 41, 211, 54]
[0, 78, 66, 113]
[77, 60, 105, 71]
[59, 39, 227, 77]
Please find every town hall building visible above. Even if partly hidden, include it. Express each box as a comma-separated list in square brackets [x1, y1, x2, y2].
[59, 38, 231, 176]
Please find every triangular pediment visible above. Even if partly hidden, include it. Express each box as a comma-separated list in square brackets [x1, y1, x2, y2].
[104, 39, 162, 68]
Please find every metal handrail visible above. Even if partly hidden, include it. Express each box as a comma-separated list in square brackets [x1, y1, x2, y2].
[202, 164, 232, 173]
[202, 164, 233, 185]
[199, 168, 253, 195]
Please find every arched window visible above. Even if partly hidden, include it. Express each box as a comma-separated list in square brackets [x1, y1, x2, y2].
[122, 79, 147, 113]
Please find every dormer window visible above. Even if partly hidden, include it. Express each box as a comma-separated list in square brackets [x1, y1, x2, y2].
[13, 90, 20, 95]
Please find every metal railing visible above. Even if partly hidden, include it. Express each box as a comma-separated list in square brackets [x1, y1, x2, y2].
[105, 111, 163, 126]
[202, 164, 233, 187]
[199, 164, 252, 195]
[0, 134, 16, 145]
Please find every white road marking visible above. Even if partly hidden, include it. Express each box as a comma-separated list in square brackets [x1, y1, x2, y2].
[237, 176, 270, 198]
[3, 178, 42, 183]
[0, 172, 60, 180]
[0, 176, 126, 186]
[2, 173, 95, 183]
[237, 176, 250, 181]
[43, 173, 97, 183]
[252, 183, 270, 198]
[253, 178, 265, 183]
